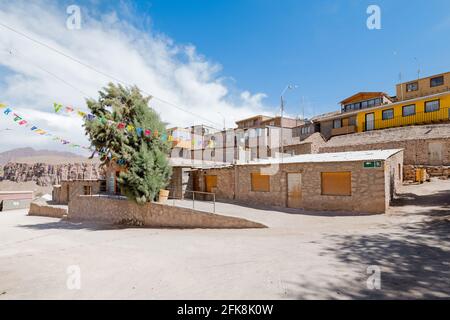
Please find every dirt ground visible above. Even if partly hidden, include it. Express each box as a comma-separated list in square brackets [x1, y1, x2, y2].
[0, 179, 449, 299]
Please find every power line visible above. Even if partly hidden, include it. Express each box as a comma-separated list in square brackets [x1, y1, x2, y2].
[0, 21, 223, 129]
[4, 48, 93, 98]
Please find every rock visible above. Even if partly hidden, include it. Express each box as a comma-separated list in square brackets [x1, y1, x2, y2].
[1, 162, 104, 186]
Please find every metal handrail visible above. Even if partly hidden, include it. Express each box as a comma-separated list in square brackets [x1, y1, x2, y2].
[166, 188, 216, 213]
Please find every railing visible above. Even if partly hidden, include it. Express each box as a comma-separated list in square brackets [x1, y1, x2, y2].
[167, 188, 216, 213]
[362, 106, 450, 132]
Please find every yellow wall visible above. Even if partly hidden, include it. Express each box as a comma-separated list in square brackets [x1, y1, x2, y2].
[356, 92, 450, 132]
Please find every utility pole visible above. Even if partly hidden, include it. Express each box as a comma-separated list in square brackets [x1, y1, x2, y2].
[279, 84, 298, 162]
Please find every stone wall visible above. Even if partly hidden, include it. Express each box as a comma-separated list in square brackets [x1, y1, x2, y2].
[196, 152, 404, 214]
[403, 165, 450, 181]
[320, 137, 450, 167]
[1, 162, 103, 186]
[68, 195, 266, 229]
[53, 180, 103, 205]
[28, 201, 67, 218]
[284, 143, 312, 156]
[234, 161, 394, 214]
[194, 167, 236, 201]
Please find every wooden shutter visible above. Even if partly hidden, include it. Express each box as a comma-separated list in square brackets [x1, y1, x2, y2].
[251, 173, 270, 192]
[321, 172, 351, 196]
[205, 175, 218, 193]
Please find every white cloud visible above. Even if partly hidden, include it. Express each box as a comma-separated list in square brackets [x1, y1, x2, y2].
[0, 0, 272, 154]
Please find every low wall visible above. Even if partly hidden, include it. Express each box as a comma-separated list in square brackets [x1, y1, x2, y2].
[403, 165, 450, 181]
[68, 195, 266, 229]
[28, 201, 67, 218]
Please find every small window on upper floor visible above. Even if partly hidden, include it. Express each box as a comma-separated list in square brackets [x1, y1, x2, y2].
[406, 82, 419, 92]
[430, 76, 444, 88]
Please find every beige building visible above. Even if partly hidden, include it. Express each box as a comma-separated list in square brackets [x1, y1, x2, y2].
[192, 149, 404, 214]
[396, 71, 450, 102]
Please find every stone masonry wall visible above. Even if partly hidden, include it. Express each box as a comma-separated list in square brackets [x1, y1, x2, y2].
[53, 180, 103, 205]
[194, 167, 236, 201]
[233, 160, 392, 214]
[320, 138, 450, 166]
[68, 195, 266, 229]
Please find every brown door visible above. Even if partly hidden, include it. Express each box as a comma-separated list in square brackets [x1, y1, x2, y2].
[205, 175, 218, 193]
[287, 173, 302, 208]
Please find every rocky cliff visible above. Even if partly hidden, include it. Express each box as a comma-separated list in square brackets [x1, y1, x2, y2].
[0, 162, 104, 186]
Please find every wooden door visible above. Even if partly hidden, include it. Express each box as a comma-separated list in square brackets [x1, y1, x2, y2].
[287, 173, 302, 208]
[205, 175, 218, 193]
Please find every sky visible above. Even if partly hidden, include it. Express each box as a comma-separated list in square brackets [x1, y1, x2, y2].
[0, 0, 449, 153]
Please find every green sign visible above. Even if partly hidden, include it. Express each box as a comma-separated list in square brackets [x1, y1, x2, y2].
[364, 161, 382, 168]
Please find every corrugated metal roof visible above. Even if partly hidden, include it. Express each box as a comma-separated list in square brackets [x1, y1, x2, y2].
[238, 149, 403, 165]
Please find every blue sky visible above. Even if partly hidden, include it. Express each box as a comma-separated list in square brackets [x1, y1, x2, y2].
[1, 0, 450, 152]
[107, 0, 450, 116]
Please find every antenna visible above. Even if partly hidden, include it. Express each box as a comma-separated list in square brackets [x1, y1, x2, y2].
[414, 57, 421, 80]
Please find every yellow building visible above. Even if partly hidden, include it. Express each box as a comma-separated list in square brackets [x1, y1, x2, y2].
[329, 72, 450, 135]
[356, 90, 450, 132]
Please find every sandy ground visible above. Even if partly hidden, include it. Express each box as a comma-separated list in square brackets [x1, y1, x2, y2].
[0, 179, 449, 299]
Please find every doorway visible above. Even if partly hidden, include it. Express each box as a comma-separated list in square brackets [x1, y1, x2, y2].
[365, 113, 375, 131]
[287, 173, 302, 208]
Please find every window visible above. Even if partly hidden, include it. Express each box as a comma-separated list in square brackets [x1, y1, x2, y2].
[321, 172, 351, 196]
[301, 126, 311, 135]
[333, 119, 342, 129]
[430, 76, 444, 87]
[361, 101, 368, 109]
[83, 185, 92, 195]
[402, 104, 416, 117]
[368, 99, 375, 107]
[406, 82, 418, 92]
[425, 99, 440, 113]
[251, 173, 270, 192]
[382, 109, 394, 120]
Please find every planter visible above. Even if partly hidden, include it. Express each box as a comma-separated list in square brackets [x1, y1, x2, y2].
[158, 189, 170, 203]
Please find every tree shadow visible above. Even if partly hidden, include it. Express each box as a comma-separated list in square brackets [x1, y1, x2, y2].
[18, 220, 122, 231]
[288, 186, 450, 299]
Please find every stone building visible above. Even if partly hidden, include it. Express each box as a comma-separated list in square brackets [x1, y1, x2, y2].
[191, 149, 404, 214]
[321, 124, 450, 166]
[52, 180, 104, 205]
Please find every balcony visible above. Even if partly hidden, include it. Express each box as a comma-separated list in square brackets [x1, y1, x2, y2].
[331, 125, 356, 137]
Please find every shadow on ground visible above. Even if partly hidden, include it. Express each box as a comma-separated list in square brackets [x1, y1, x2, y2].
[17, 220, 122, 231]
[289, 185, 450, 299]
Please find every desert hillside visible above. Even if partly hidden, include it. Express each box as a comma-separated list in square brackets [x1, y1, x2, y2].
[0, 147, 102, 196]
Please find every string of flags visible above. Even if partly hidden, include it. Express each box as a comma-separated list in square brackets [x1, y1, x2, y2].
[0, 102, 216, 169]
[53, 102, 216, 148]
[1, 103, 129, 167]
[1, 103, 92, 151]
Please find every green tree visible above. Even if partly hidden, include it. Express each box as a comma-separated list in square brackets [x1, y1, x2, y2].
[84, 83, 172, 204]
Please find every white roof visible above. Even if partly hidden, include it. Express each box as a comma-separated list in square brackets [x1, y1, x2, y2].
[238, 149, 403, 165]
[169, 157, 231, 168]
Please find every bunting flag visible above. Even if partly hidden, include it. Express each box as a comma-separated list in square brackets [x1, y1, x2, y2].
[0, 103, 6, 109]
[52, 102, 186, 144]
[53, 103, 63, 113]
[2, 105, 92, 151]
